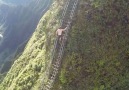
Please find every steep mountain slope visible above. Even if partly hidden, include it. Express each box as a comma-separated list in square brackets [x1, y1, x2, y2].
[52, 0, 129, 90]
[0, 0, 51, 74]
[0, 0, 64, 89]
[1, 0, 129, 90]
[0, 0, 51, 53]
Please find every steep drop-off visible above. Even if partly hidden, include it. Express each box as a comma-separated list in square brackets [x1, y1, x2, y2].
[0, 0, 64, 89]
[0, 0, 51, 74]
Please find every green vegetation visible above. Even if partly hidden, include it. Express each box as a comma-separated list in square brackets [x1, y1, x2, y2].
[1, 0, 129, 90]
[0, 0, 65, 90]
[52, 0, 129, 90]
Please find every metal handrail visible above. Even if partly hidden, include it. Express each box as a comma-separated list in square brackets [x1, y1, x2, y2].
[50, 0, 71, 65]
[41, 0, 79, 90]
[39, 0, 72, 90]
[43, 0, 79, 90]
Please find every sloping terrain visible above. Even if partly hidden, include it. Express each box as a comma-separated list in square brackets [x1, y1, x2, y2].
[0, 0, 64, 89]
[0, 0, 51, 74]
[1, 0, 129, 90]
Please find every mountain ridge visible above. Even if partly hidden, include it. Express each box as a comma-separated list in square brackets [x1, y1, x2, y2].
[1, 0, 129, 90]
[0, 0, 52, 81]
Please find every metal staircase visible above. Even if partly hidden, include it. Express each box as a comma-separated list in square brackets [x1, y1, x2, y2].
[40, 0, 79, 90]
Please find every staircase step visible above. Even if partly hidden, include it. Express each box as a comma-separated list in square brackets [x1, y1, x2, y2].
[56, 60, 61, 64]
[53, 67, 58, 71]
[52, 74, 56, 78]
[52, 70, 58, 75]
[47, 81, 51, 85]
[49, 79, 53, 83]
[58, 55, 61, 58]
[54, 70, 58, 73]
[45, 86, 50, 90]
[52, 71, 58, 77]
[50, 76, 55, 80]
[56, 58, 61, 62]
[45, 88, 49, 90]
[52, 71, 57, 77]
[53, 64, 59, 68]
[45, 84, 51, 89]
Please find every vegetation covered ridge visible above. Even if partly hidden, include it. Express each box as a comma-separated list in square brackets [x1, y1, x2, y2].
[0, 0, 65, 90]
[52, 0, 129, 90]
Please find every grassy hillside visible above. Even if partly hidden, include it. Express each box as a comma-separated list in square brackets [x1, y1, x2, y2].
[52, 0, 129, 90]
[1, 0, 129, 90]
[0, 0, 64, 90]
[0, 0, 52, 85]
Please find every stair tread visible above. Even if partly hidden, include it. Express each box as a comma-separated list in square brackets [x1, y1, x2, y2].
[46, 84, 51, 88]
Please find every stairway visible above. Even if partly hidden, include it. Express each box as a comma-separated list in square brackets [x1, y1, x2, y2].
[40, 0, 79, 90]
